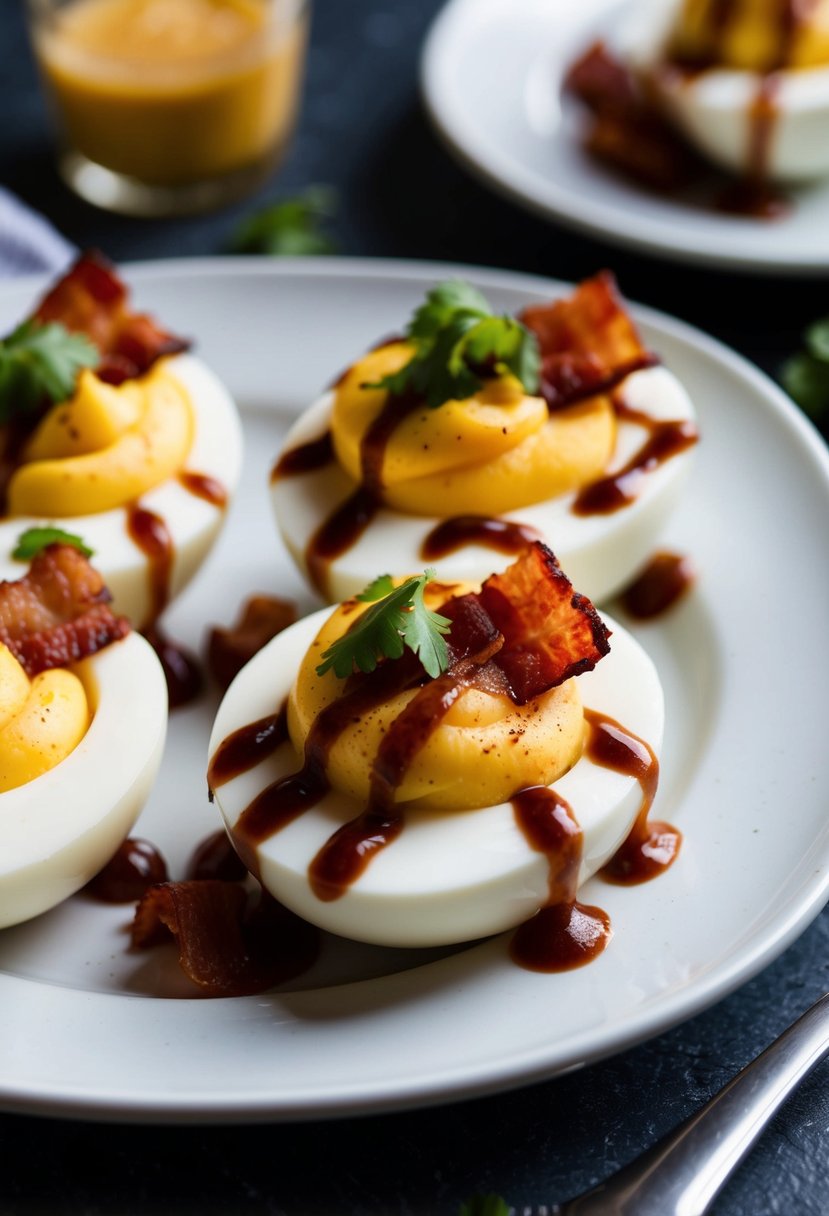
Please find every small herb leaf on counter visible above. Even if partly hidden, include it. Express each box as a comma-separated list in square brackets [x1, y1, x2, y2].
[366, 280, 540, 410]
[781, 316, 829, 423]
[230, 186, 338, 256]
[459, 1195, 512, 1216]
[0, 321, 98, 423]
[316, 570, 451, 680]
[13, 526, 94, 561]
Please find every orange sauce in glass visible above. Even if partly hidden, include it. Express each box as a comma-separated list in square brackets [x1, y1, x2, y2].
[34, 0, 308, 186]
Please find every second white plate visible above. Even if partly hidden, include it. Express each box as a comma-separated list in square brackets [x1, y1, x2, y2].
[421, 0, 829, 273]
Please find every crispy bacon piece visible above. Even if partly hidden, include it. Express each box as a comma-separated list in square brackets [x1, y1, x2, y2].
[34, 251, 190, 384]
[520, 271, 658, 411]
[440, 543, 610, 705]
[564, 43, 703, 194]
[0, 544, 129, 676]
[131, 881, 320, 997]
[208, 595, 298, 691]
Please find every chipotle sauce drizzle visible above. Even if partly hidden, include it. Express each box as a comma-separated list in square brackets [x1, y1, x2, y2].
[85, 837, 169, 902]
[306, 486, 379, 599]
[207, 705, 289, 791]
[584, 707, 682, 884]
[510, 786, 611, 971]
[421, 516, 541, 562]
[127, 504, 172, 622]
[126, 503, 202, 707]
[573, 401, 698, 516]
[621, 550, 696, 619]
[270, 431, 335, 482]
[178, 470, 228, 507]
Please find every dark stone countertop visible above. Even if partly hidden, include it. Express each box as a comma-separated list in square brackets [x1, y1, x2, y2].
[1, 2, 827, 1214]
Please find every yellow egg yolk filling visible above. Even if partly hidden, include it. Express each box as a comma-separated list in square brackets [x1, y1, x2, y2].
[330, 343, 616, 516]
[670, 0, 829, 71]
[7, 362, 194, 518]
[288, 586, 586, 812]
[0, 643, 89, 793]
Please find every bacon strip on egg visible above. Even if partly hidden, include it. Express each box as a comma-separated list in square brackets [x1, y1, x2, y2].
[0, 543, 129, 675]
[34, 250, 190, 384]
[519, 271, 658, 411]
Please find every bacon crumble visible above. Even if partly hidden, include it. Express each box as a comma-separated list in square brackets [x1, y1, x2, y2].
[519, 272, 658, 412]
[0, 544, 129, 675]
[34, 251, 190, 384]
[131, 881, 320, 997]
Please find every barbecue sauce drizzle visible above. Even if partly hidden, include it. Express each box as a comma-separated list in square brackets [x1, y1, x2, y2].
[211, 659, 677, 973]
[274, 369, 697, 584]
[126, 470, 227, 707]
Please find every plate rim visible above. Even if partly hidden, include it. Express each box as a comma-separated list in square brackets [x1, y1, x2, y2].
[0, 254, 827, 1123]
[419, 0, 829, 275]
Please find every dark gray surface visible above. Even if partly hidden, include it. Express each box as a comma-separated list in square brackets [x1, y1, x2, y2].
[1, 2, 828, 1214]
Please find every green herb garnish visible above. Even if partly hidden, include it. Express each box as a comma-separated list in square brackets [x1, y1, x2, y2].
[0, 320, 98, 424]
[459, 1195, 511, 1216]
[366, 280, 540, 410]
[780, 317, 829, 423]
[230, 186, 338, 256]
[12, 526, 94, 561]
[315, 570, 451, 680]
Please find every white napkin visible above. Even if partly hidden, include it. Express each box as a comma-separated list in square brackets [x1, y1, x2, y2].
[0, 186, 75, 277]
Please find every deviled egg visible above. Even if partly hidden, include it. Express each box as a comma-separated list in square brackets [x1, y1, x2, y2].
[271, 274, 697, 605]
[0, 542, 167, 929]
[627, 0, 829, 182]
[209, 544, 675, 957]
[0, 253, 243, 628]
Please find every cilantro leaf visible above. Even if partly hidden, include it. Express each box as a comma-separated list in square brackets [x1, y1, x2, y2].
[459, 1195, 512, 1216]
[230, 186, 337, 256]
[315, 571, 451, 680]
[402, 572, 451, 678]
[0, 320, 98, 423]
[13, 526, 93, 561]
[780, 315, 829, 424]
[365, 281, 540, 410]
[357, 573, 396, 602]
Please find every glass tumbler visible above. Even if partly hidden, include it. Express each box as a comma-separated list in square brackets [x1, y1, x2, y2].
[26, 0, 310, 216]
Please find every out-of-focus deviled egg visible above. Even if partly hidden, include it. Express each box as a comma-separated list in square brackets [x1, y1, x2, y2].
[627, 0, 829, 183]
[0, 541, 167, 929]
[209, 544, 678, 963]
[0, 252, 243, 629]
[270, 274, 697, 605]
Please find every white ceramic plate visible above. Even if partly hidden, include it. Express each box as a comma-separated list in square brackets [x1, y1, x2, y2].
[0, 257, 827, 1123]
[421, 0, 829, 273]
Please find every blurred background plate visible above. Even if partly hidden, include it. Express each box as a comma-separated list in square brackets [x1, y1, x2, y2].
[421, 0, 829, 273]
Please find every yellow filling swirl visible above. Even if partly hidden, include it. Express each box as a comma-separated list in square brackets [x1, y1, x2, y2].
[0, 643, 89, 792]
[670, 0, 829, 71]
[8, 363, 194, 518]
[288, 584, 586, 811]
[330, 343, 616, 515]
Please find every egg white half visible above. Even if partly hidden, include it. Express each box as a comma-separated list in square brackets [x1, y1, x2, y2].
[209, 609, 664, 948]
[0, 354, 244, 628]
[626, 0, 829, 181]
[271, 365, 695, 605]
[0, 632, 168, 930]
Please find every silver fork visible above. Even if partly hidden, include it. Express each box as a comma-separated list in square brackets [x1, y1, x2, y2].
[515, 991, 829, 1216]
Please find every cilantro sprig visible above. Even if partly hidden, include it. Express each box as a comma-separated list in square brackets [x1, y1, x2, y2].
[12, 527, 93, 561]
[230, 186, 337, 256]
[0, 320, 98, 424]
[781, 318, 829, 424]
[366, 281, 541, 410]
[459, 1195, 511, 1216]
[315, 570, 451, 680]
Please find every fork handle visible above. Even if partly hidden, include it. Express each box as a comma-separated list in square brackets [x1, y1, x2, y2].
[563, 991, 829, 1216]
